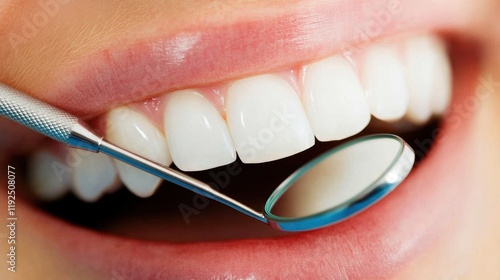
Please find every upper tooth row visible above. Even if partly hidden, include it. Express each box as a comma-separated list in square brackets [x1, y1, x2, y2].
[29, 34, 452, 201]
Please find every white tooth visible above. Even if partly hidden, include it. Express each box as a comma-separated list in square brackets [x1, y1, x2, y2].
[404, 36, 434, 124]
[106, 107, 172, 198]
[405, 35, 451, 124]
[226, 74, 315, 163]
[363, 44, 409, 121]
[429, 38, 452, 115]
[302, 55, 371, 141]
[164, 90, 236, 171]
[71, 149, 118, 202]
[27, 149, 71, 201]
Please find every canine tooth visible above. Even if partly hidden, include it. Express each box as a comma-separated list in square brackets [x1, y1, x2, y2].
[405, 35, 451, 123]
[405, 36, 435, 124]
[164, 90, 236, 171]
[226, 74, 314, 163]
[363, 44, 409, 121]
[27, 150, 70, 201]
[430, 38, 452, 115]
[106, 107, 172, 198]
[71, 149, 118, 202]
[302, 55, 371, 141]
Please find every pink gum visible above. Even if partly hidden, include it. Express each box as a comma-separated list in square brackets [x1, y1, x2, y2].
[108, 34, 423, 132]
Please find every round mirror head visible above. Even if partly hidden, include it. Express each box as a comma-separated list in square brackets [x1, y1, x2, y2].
[264, 134, 415, 232]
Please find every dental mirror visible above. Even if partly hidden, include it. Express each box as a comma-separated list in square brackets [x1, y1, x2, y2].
[264, 134, 415, 231]
[0, 83, 415, 232]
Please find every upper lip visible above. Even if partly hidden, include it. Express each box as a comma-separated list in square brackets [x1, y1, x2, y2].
[41, 0, 480, 118]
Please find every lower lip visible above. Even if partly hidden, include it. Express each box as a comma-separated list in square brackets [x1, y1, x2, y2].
[10, 51, 479, 279]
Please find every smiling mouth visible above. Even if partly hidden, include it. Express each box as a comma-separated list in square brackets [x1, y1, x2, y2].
[30, 32, 452, 199]
[20, 32, 481, 276]
[2, 0, 490, 278]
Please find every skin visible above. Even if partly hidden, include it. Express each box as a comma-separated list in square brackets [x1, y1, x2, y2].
[1, 0, 500, 279]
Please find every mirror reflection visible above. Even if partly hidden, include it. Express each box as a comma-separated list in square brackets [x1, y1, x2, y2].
[270, 137, 403, 218]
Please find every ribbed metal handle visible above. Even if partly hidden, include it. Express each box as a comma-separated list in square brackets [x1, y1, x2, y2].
[0, 83, 78, 143]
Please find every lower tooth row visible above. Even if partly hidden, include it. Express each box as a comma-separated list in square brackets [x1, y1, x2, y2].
[28, 150, 71, 201]
[71, 151, 118, 202]
[28, 33, 452, 202]
[28, 147, 119, 202]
